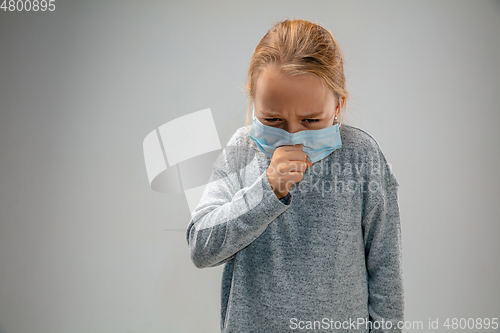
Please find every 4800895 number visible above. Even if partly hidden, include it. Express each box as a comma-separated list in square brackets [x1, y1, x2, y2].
[443, 317, 498, 330]
[1, 0, 55, 11]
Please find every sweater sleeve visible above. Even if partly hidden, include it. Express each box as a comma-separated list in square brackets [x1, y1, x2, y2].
[362, 173, 404, 332]
[279, 192, 292, 205]
[186, 142, 292, 269]
[355, 134, 404, 332]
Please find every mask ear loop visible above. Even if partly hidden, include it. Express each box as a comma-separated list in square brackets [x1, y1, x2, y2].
[252, 102, 255, 120]
[337, 98, 343, 128]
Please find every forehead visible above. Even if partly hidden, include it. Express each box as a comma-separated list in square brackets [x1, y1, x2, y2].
[254, 65, 334, 113]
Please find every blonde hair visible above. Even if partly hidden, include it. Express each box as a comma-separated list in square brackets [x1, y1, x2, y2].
[244, 18, 348, 127]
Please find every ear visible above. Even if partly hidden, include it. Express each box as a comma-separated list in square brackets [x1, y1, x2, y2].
[335, 98, 341, 116]
[335, 97, 344, 127]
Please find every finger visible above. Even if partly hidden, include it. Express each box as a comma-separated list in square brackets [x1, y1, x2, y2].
[284, 150, 309, 162]
[279, 144, 304, 151]
[287, 161, 308, 173]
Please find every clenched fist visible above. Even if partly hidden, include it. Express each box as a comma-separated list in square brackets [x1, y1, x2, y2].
[266, 144, 313, 199]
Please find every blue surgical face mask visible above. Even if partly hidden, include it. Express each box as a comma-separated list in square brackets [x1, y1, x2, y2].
[249, 103, 342, 163]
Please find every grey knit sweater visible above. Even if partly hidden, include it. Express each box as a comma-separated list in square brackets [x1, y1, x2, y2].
[186, 124, 404, 333]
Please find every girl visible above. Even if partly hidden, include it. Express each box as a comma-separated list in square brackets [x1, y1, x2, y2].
[187, 19, 404, 333]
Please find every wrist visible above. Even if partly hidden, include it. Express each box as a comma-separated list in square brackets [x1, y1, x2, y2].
[266, 170, 288, 199]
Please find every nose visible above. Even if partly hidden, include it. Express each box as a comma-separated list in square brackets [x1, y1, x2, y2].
[284, 121, 302, 134]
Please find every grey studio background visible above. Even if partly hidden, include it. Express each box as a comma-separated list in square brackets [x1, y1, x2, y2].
[1, 0, 499, 332]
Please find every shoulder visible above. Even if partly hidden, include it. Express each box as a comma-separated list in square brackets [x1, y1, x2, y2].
[218, 125, 258, 171]
[339, 124, 384, 155]
[339, 124, 399, 188]
[227, 125, 255, 149]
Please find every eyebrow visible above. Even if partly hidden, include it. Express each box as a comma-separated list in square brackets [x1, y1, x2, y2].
[298, 111, 324, 118]
[262, 111, 324, 118]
